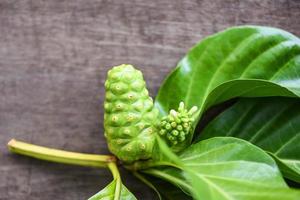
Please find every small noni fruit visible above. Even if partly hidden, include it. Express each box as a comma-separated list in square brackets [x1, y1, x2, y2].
[104, 64, 158, 162]
[158, 102, 197, 152]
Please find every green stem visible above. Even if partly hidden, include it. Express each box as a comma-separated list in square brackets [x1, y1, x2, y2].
[108, 162, 122, 200]
[8, 139, 116, 168]
[133, 172, 162, 200]
[142, 168, 193, 193]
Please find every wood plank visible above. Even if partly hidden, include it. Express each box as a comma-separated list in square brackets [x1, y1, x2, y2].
[0, 0, 299, 199]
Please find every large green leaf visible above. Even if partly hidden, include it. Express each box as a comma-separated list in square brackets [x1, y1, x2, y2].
[155, 26, 300, 126]
[197, 97, 300, 183]
[142, 137, 300, 200]
[89, 180, 137, 200]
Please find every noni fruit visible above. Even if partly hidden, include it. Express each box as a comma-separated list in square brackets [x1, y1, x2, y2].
[104, 64, 158, 162]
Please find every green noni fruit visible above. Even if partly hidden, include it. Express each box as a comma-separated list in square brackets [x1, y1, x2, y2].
[104, 64, 158, 162]
[158, 102, 197, 152]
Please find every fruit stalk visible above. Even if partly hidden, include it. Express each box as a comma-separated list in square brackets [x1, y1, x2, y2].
[8, 139, 116, 168]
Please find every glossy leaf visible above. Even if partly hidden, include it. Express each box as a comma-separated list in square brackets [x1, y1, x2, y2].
[155, 26, 300, 130]
[89, 180, 137, 200]
[143, 137, 300, 200]
[197, 97, 300, 183]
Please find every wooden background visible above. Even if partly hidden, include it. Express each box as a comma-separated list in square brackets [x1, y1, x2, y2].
[0, 0, 299, 199]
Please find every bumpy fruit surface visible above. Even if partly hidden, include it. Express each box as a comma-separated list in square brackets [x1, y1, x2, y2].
[158, 102, 197, 151]
[104, 64, 158, 162]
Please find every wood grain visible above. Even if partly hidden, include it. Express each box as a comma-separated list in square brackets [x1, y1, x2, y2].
[0, 0, 299, 199]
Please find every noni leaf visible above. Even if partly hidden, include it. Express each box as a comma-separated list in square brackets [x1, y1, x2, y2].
[155, 26, 300, 144]
[89, 180, 137, 200]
